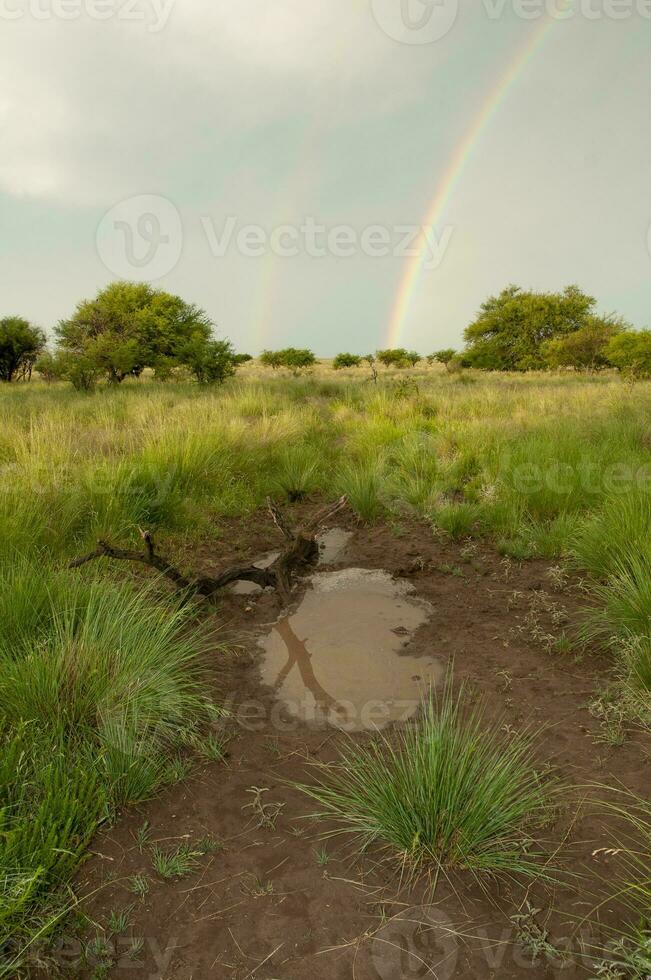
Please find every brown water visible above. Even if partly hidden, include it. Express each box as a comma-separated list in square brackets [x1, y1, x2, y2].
[317, 527, 353, 565]
[258, 568, 442, 731]
[231, 527, 352, 595]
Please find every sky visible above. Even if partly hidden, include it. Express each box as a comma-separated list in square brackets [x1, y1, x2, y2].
[1, 0, 650, 355]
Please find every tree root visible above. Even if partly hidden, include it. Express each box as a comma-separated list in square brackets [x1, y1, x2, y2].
[68, 496, 348, 605]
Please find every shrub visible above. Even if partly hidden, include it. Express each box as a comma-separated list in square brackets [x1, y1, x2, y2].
[333, 353, 362, 369]
[0, 317, 45, 382]
[376, 348, 410, 368]
[297, 677, 556, 884]
[606, 330, 651, 381]
[183, 338, 236, 384]
[428, 349, 457, 372]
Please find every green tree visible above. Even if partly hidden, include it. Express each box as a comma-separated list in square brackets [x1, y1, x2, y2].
[0, 317, 45, 382]
[34, 350, 65, 383]
[182, 338, 236, 384]
[278, 348, 316, 374]
[56, 282, 214, 383]
[606, 330, 651, 381]
[260, 350, 283, 369]
[405, 351, 422, 366]
[463, 285, 599, 371]
[542, 317, 623, 372]
[376, 348, 409, 368]
[428, 349, 457, 372]
[333, 353, 362, 369]
[233, 353, 253, 365]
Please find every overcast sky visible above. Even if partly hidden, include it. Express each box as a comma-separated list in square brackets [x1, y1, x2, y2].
[1, 0, 649, 354]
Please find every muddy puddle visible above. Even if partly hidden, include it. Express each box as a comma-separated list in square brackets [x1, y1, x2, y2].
[258, 568, 443, 731]
[231, 528, 353, 595]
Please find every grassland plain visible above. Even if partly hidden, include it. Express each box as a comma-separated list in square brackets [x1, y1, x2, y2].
[0, 363, 649, 976]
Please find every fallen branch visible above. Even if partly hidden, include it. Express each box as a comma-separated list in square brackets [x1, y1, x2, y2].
[68, 497, 347, 603]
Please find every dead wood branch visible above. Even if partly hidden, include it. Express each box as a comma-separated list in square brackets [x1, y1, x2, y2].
[68, 497, 348, 603]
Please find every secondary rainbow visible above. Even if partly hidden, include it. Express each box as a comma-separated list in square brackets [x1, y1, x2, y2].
[385, 16, 558, 349]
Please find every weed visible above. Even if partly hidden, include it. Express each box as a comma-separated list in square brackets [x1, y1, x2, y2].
[107, 906, 132, 935]
[133, 821, 151, 853]
[151, 842, 202, 880]
[128, 875, 150, 898]
[242, 786, 285, 829]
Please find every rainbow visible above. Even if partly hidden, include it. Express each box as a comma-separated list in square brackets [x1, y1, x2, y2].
[385, 16, 558, 349]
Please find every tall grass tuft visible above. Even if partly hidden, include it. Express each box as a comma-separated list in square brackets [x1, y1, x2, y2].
[594, 792, 650, 978]
[0, 559, 214, 970]
[296, 678, 557, 885]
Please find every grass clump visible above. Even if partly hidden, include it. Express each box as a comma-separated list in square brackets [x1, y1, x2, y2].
[297, 677, 556, 885]
[593, 792, 650, 978]
[0, 559, 214, 972]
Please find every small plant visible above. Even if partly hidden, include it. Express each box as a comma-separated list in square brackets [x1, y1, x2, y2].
[242, 786, 285, 829]
[196, 835, 222, 855]
[151, 842, 202, 880]
[107, 906, 132, 935]
[134, 820, 151, 852]
[128, 874, 150, 898]
[589, 693, 627, 746]
[296, 675, 557, 886]
[162, 755, 192, 785]
[314, 847, 330, 867]
[200, 732, 230, 763]
[127, 937, 145, 961]
[510, 902, 562, 965]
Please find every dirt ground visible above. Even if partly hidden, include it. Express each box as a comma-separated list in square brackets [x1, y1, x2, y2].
[71, 505, 649, 980]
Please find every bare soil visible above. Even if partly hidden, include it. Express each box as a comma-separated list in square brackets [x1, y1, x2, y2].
[72, 506, 649, 980]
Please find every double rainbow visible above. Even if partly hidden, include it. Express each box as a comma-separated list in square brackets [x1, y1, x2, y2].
[384, 16, 558, 348]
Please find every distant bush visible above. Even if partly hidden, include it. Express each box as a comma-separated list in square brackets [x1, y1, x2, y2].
[333, 353, 362, 369]
[260, 348, 316, 374]
[606, 330, 651, 381]
[233, 353, 253, 364]
[376, 348, 410, 368]
[0, 317, 45, 382]
[428, 348, 457, 372]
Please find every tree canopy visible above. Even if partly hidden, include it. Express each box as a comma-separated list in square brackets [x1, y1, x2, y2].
[333, 353, 362, 369]
[463, 285, 607, 371]
[542, 318, 623, 372]
[0, 317, 45, 382]
[56, 282, 216, 383]
[605, 329, 651, 380]
[260, 348, 316, 373]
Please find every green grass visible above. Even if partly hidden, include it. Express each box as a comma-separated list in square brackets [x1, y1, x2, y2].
[594, 793, 650, 978]
[296, 676, 557, 886]
[0, 560, 214, 974]
[0, 369, 649, 970]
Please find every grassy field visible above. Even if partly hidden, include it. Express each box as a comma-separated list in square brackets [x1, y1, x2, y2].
[0, 363, 649, 974]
